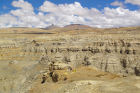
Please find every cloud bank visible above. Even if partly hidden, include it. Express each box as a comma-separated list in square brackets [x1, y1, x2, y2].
[0, 0, 140, 28]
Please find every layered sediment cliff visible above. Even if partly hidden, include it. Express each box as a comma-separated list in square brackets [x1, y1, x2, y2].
[0, 31, 140, 76]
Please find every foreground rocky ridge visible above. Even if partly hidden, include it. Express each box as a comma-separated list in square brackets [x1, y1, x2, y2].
[0, 26, 140, 92]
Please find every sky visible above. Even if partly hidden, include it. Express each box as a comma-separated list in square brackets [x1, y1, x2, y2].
[0, 0, 140, 28]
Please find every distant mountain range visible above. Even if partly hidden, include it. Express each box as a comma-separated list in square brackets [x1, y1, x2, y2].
[41, 24, 94, 30]
[63, 24, 94, 29]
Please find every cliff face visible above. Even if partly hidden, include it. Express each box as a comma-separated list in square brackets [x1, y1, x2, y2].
[0, 31, 140, 77]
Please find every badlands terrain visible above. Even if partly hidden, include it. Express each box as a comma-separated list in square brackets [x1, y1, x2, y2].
[0, 24, 140, 93]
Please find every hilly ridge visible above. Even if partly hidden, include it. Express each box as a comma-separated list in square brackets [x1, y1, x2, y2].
[41, 24, 95, 30]
[41, 24, 60, 30]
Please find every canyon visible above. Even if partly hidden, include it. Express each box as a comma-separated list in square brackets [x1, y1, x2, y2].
[0, 26, 140, 93]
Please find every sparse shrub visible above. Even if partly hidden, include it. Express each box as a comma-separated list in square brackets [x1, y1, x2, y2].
[88, 82, 91, 85]
[70, 80, 75, 82]
[95, 75, 101, 78]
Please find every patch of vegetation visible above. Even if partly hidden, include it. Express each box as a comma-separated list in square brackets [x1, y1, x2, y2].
[88, 82, 91, 85]
[95, 74, 102, 78]
[69, 80, 75, 82]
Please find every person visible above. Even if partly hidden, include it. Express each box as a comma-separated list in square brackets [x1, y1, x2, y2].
[72, 68, 76, 72]
[65, 71, 67, 75]
[69, 66, 72, 70]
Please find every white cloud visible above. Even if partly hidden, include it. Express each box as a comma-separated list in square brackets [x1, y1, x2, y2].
[0, 14, 18, 28]
[110, 1, 125, 8]
[12, 0, 34, 11]
[10, 9, 41, 26]
[10, 9, 35, 16]
[0, 13, 39, 28]
[20, 16, 40, 24]
[35, 22, 49, 28]
[1, 1, 140, 28]
[52, 13, 86, 27]
[39, 1, 59, 13]
[10, 9, 25, 16]
[125, 0, 140, 5]
[39, 1, 90, 16]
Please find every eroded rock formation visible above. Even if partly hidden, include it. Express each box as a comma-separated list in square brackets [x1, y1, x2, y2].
[1, 36, 140, 76]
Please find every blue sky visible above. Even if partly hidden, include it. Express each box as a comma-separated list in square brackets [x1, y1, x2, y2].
[1, 0, 139, 14]
[0, 0, 140, 28]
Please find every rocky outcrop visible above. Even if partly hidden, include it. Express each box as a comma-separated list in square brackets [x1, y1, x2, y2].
[0, 57, 50, 93]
